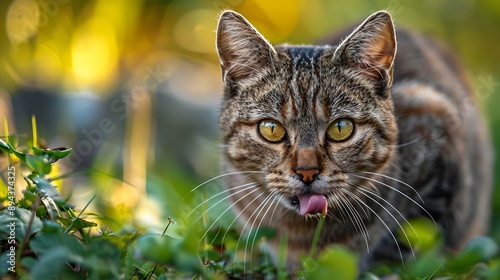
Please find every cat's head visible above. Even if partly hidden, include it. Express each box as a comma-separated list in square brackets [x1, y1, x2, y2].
[216, 10, 398, 217]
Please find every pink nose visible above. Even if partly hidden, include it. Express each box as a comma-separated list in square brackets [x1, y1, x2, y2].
[296, 169, 319, 184]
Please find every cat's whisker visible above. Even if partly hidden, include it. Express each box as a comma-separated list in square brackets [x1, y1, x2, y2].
[332, 192, 356, 228]
[386, 137, 422, 147]
[250, 190, 279, 244]
[190, 170, 265, 193]
[340, 188, 406, 265]
[366, 181, 381, 195]
[246, 193, 280, 272]
[230, 191, 273, 274]
[268, 193, 285, 225]
[353, 184, 418, 259]
[198, 185, 262, 244]
[200, 225, 223, 261]
[247, 190, 279, 272]
[335, 191, 370, 252]
[358, 186, 422, 250]
[341, 186, 371, 220]
[197, 183, 267, 260]
[200, 184, 267, 273]
[349, 173, 436, 226]
[188, 182, 261, 217]
[331, 192, 348, 225]
[192, 183, 260, 225]
[213, 184, 270, 263]
[355, 171, 424, 202]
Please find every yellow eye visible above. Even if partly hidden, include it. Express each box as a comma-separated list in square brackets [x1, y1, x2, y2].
[326, 119, 355, 142]
[258, 120, 286, 143]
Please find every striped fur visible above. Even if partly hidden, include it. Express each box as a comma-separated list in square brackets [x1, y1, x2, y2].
[215, 10, 493, 271]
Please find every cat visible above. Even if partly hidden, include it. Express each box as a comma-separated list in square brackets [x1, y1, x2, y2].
[214, 9, 493, 272]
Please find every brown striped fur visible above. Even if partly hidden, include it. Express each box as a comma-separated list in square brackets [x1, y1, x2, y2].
[215, 10, 493, 271]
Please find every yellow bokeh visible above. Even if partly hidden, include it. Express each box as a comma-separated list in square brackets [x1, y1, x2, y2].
[6, 0, 40, 46]
[238, 0, 303, 42]
[71, 18, 118, 91]
[32, 43, 63, 87]
[174, 9, 217, 54]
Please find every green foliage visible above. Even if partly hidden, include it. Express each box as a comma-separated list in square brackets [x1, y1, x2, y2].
[0, 134, 221, 279]
[302, 246, 358, 280]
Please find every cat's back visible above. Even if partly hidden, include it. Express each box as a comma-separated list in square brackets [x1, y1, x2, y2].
[394, 28, 492, 247]
[392, 29, 472, 105]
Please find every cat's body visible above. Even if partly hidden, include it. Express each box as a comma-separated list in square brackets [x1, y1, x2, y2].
[215, 10, 492, 271]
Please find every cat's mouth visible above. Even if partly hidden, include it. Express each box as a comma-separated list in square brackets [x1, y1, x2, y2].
[291, 194, 328, 216]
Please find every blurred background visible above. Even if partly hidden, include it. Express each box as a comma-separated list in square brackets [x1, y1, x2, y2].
[0, 0, 499, 240]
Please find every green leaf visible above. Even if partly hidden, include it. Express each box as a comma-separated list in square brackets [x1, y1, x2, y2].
[30, 247, 70, 278]
[53, 197, 75, 211]
[84, 239, 122, 278]
[241, 227, 276, 245]
[58, 217, 97, 231]
[32, 177, 60, 197]
[42, 221, 64, 233]
[462, 236, 498, 261]
[0, 249, 16, 276]
[0, 208, 43, 242]
[408, 252, 445, 279]
[48, 147, 72, 159]
[32, 146, 72, 163]
[133, 233, 205, 274]
[359, 272, 381, 280]
[30, 230, 85, 257]
[7, 141, 25, 162]
[32, 146, 44, 156]
[134, 234, 176, 263]
[17, 190, 37, 209]
[40, 195, 60, 220]
[398, 217, 439, 251]
[304, 246, 358, 280]
[25, 154, 52, 176]
[170, 249, 204, 274]
[87, 238, 121, 258]
[20, 256, 37, 273]
[0, 138, 9, 152]
[447, 236, 499, 273]
[125, 239, 153, 279]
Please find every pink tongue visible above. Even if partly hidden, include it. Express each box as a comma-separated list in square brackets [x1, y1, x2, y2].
[298, 194, 328, 216]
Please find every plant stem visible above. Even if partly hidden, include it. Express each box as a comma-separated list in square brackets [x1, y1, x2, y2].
[161, 217, 173, 236]
[64, 191, 98, 235]
[146, 217, 173, 280]
[31, 115, 37, 148]
[309, 215, 325, 258]
[17, 197, 41, 269]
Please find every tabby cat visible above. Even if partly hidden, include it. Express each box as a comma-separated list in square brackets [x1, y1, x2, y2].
[214, 10, 492, 271]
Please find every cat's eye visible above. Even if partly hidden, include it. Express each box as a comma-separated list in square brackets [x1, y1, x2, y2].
[258, 120, 287, 143]
[326, 119, 355, 142]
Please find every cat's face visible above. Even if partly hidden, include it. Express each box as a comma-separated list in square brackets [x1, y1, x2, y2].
[217, 11, 398, 217]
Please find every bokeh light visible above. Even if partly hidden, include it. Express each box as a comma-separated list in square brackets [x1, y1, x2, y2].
[6, 0, 40, 46]
[71, 18, 118, 91]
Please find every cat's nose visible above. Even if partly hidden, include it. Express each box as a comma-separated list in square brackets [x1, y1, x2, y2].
[296, 169, 319, 184]
[295, 147, 320, 184]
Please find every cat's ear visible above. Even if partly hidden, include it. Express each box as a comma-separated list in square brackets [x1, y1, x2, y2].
[216, 11, 277, 83]
[333, 11, 396, 89]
